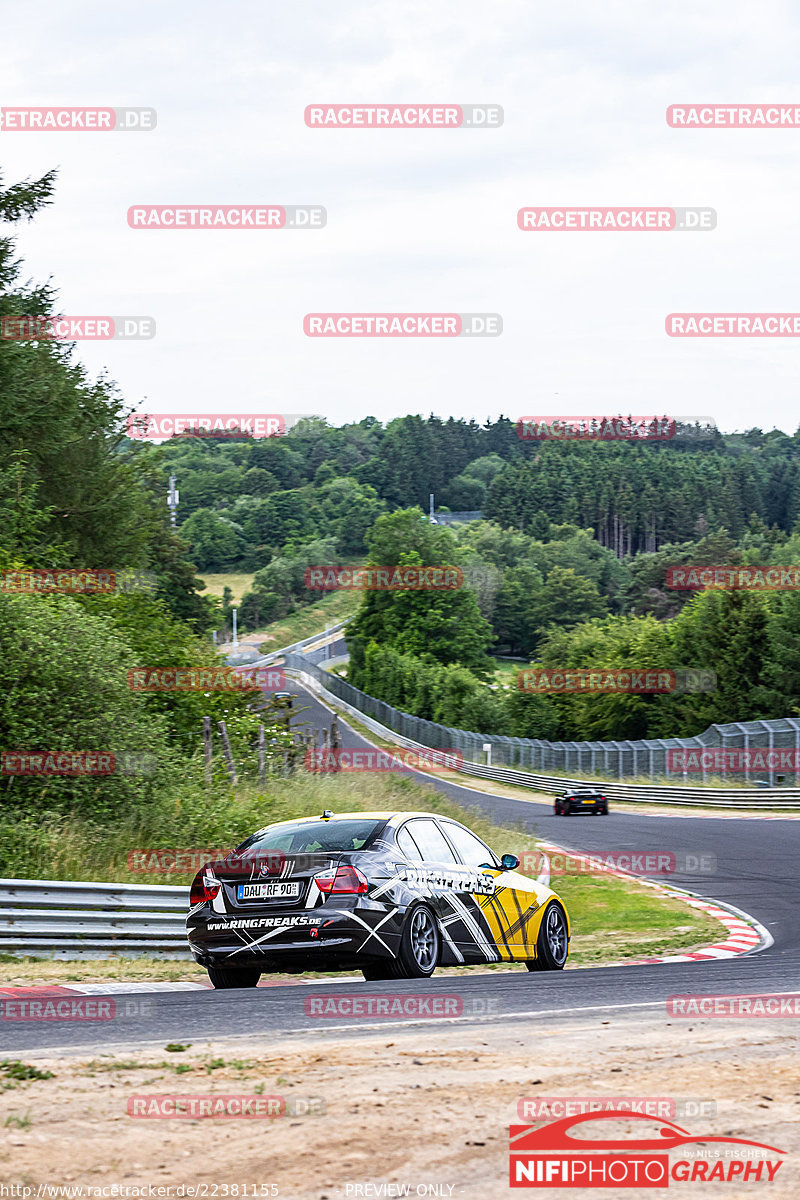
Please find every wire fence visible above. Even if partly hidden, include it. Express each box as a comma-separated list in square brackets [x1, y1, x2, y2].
[282, 652, 800, 787]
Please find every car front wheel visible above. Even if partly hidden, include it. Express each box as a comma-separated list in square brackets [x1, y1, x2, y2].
[526, 901, 569, 972]
[207, 965, 261, 989]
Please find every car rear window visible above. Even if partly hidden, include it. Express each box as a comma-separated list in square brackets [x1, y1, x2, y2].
[235, 819, 384, 855]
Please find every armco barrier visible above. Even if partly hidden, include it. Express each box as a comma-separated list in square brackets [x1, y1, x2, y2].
[0, 878, 190, 959]
[284, 656, 800, 809]
[253, 620, 350, 666]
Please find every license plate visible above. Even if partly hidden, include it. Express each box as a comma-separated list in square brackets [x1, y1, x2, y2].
[237, 882, 302, 901]
[581, 799, 594, 804]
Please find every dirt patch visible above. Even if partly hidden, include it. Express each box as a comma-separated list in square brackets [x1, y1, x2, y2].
[1, 1012, 797, 1197]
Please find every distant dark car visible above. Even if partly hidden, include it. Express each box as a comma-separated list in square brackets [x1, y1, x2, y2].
[554, 790, 608, 816]
[272, 691, 294, 709]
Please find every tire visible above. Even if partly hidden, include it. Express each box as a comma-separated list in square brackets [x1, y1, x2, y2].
[525, 901, 569, 972]
[207, 965, 261, 989]
[601, 807, 609, 816]
[563, 804, 571, 816]
[394, 904, 440, 978]
[553, 803, 561, 816]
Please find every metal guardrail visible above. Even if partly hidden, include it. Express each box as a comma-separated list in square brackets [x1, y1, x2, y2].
[252, 620, 350, 666]
[288, 662, 800, 810]
[284, 647, 800, 788]
[0, 878, 190, 959]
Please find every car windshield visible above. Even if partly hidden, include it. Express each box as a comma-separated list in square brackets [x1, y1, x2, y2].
[235, 818, 384, 855]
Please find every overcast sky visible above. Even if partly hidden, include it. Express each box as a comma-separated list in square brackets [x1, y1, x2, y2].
[2, 0, 800, 434]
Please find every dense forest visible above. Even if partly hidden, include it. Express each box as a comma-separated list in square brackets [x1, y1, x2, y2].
[344, 509, 800, 742]
[150, 416, 800, 572]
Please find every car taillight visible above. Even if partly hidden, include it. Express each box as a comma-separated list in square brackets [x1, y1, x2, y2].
[190, 870, 221, 905]
[313, 865, 369, 895]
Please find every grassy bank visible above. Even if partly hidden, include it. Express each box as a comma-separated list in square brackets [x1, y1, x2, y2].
[254, 592, 359, 648]
[0, 770, 723, 981]
[197, 573, 254, 604]
[198, 577, 358, 650]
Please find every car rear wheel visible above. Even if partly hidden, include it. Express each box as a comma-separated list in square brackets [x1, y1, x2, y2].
[526, 901, 569, 972]
[395, 904, 440, 978]
[207, 965, 261, 989]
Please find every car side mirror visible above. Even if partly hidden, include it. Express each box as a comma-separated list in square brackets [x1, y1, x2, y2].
[500, 853, 520, 870]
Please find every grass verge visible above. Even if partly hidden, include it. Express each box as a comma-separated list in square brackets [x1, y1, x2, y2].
[196, 573, 254, 604]
[253, 592, 359, 649]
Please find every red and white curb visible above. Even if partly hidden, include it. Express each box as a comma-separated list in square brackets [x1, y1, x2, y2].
[0, 981, 208, 999]
[0, 975, 370, 999]
[538, 838, 771, 967]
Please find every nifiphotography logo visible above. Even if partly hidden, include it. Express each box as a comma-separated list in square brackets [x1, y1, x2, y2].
[509, 1111, 785, 1187]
